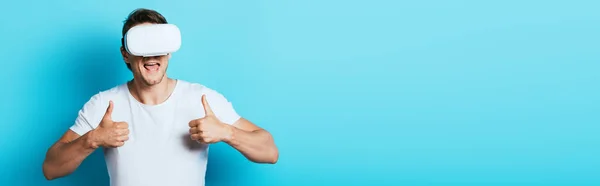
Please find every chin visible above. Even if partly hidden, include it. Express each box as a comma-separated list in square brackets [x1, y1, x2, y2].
[144, 80, 160, 86]
[144, 78, 162, 86]
[141, 74, 165, 86]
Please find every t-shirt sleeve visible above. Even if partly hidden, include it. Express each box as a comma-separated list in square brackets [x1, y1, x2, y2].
[204, 88, 241, 125]
[70, 94, 105, 135]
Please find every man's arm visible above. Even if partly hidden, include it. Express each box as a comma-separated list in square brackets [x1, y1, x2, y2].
[225, 118, 279, 164]
[42, 130, 96, 180]
[43, 101, 130, 180]
[189, 95, 279, 164]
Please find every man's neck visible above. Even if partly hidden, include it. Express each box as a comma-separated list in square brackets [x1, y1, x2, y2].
[128, 76, 176, 105]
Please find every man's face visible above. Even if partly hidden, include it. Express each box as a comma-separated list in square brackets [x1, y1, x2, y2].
[121, 23, 170, 86]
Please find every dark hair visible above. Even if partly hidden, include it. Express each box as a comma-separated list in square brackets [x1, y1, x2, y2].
[121, 8, 168, 70]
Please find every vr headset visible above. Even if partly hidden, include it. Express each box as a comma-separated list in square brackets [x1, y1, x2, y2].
[123, 24, 181, 57]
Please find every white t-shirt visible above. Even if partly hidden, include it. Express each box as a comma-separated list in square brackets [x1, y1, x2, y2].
[70, 80, 241, 186]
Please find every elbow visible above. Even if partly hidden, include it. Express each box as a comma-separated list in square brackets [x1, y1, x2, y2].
[44, 173, 55, 181]
[266, 134, 278, 164]
[269, 149, 279, 164]
[42, 163, 56, 180]
[43, 160, 65, 181]
[267, 146, 279, 164]
[251, 145, 278, 164]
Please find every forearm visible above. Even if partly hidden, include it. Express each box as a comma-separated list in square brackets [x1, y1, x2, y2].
[224, 126, 278, 164]
[43, 131, 97, 180]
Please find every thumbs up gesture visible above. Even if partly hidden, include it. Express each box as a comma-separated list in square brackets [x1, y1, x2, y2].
[189, 95, 232, 144]
[90, 101, 130, 148]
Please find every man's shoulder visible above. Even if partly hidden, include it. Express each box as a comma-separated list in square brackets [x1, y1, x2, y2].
[177, 80, 216, 94]
[104, 83, 128, 95]
[176, 80, 230, 102]
[85, 83, 129, 105]
[98, 82, 128, 97]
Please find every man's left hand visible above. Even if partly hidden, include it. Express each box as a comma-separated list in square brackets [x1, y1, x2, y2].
[188, 95, 233, 144]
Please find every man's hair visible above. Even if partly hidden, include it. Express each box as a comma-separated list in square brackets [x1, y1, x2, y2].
[121, 8, 168, 70]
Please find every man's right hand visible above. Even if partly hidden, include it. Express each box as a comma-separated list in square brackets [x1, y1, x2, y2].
[89, 101, 129, 148]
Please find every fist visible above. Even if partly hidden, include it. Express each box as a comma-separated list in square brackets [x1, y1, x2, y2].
[91, 101, 130, 148]
[188, 95, 232, 144]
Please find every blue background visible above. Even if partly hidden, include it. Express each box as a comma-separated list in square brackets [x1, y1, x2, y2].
[1, 0, 599, 185]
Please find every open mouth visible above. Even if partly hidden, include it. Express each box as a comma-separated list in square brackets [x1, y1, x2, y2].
[143, 62, 160, 72]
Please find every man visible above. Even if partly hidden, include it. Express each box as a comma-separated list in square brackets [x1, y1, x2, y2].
[42, 8, 278, 186]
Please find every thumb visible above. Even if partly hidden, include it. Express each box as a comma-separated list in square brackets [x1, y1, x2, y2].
[201, 94, 214, 116]
[103, 100, 114, 121]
